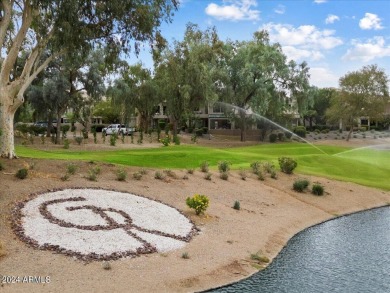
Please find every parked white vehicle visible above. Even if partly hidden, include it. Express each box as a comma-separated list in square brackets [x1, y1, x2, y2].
[102, 124, 134, 136]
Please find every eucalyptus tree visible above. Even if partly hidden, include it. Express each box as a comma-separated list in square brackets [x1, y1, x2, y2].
[0, 0, 178, 158]
[326, 64, 389, 140]
[154, 23, 222, 136]
[215, 31, 310, 141]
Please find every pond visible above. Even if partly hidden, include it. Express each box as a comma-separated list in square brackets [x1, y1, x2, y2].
[207, 206, 390, 293]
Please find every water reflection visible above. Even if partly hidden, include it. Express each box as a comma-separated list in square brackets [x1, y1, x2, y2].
[207, 207, 390, 293]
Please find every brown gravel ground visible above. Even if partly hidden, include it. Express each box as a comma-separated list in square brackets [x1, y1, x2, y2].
[0, 134, 389, 293]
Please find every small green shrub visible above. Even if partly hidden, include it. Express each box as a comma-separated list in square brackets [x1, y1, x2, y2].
[293, 179, 309, 192]
[181, 252, 190, 259]
[186, 194, 209, 215]
[250, 253, 270, 263]
[277, 133, 285, 141]
[257, 171, 265, 181]
[200, 161, 209, 173]
[191, 134, 198, 143]
[173, 135, 180, 145]
[139, 168, 148, 175]
[154, 171, 165, 180]
[0, 162, 4, 171]
[312, 184, 324, 196]
[218, 160, 231, 173]
[233, 200, 240, 210]
[133, 172, 143, 180]
[204, 172, 212, 180]
[66, 163, 77, 175]
[164, 169, 177, 179]
[63, 139, 70, 149]
[87, 167, 100, 181]
[250, 161, 261, 174]
[270, 170, 277, 179]
[278, 157, 297, 174]
[220, 171, 229, 180]
[269, 133, 277, 143]
[263, 161, 275, 174]
[110, 133, 118, 146]
[116, 168, 127, 181]
[75, 137, 83, 145]
[160, 135, 171, 146]
[15, 168, 28, 179]
[187, 168, 194, 174]
[182, 174, 189, 180]
[60, 125, 70, 138]
[238, 168, 247, 180]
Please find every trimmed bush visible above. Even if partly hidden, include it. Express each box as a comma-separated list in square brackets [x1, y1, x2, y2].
[269, 133, 277, 143]
[233, 200, 240, 210]
[293, 126, 306, 138]
[75, 137, 83, 145]
[277, 133, 285, 141]
[293, 179, 309, 192]
[154, 171, 165, 180]
[285, 131, 293, 139]
[15, 168, 28, 179]
[312, 184, 324, 196]
[278, 157, 298, 174]
[186, 194, 209, 215]
[63, 139, 70, 149]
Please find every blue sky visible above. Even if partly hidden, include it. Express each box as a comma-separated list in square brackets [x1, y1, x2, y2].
[131, 0, 390, 88]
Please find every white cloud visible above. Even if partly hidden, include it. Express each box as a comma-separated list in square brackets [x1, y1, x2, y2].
[309, 67, 339, 88]
[282, 46, 324, 61]
[359, 13, 383, 30]
[314, 0, 327, 4]
[325, 14, 339, 24]
[261, 23, 343, 51]
[342, 36, 390, 62]
[274, 5, 285, 15]
[205, 0, 260, 21]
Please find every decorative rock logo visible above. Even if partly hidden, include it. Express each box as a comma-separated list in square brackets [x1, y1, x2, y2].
[12, 189, 198, 261]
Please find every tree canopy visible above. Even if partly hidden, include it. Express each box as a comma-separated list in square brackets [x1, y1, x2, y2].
[326, 64, 389, 140]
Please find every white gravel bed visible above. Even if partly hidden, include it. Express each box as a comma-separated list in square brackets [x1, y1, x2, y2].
[15, 189, 197, 260]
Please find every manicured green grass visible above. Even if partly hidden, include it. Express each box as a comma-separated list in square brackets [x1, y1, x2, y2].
[16, 142, 390, 190]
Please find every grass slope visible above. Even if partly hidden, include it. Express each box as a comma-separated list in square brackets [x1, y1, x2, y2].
[16, 143, 390, 190]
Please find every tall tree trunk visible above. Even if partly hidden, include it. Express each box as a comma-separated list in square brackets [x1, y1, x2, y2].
[346, 125, 353, 141]
[0, 93, 23, 158]
[55, 112, 62, 144]
[240, 113, 247, 142]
